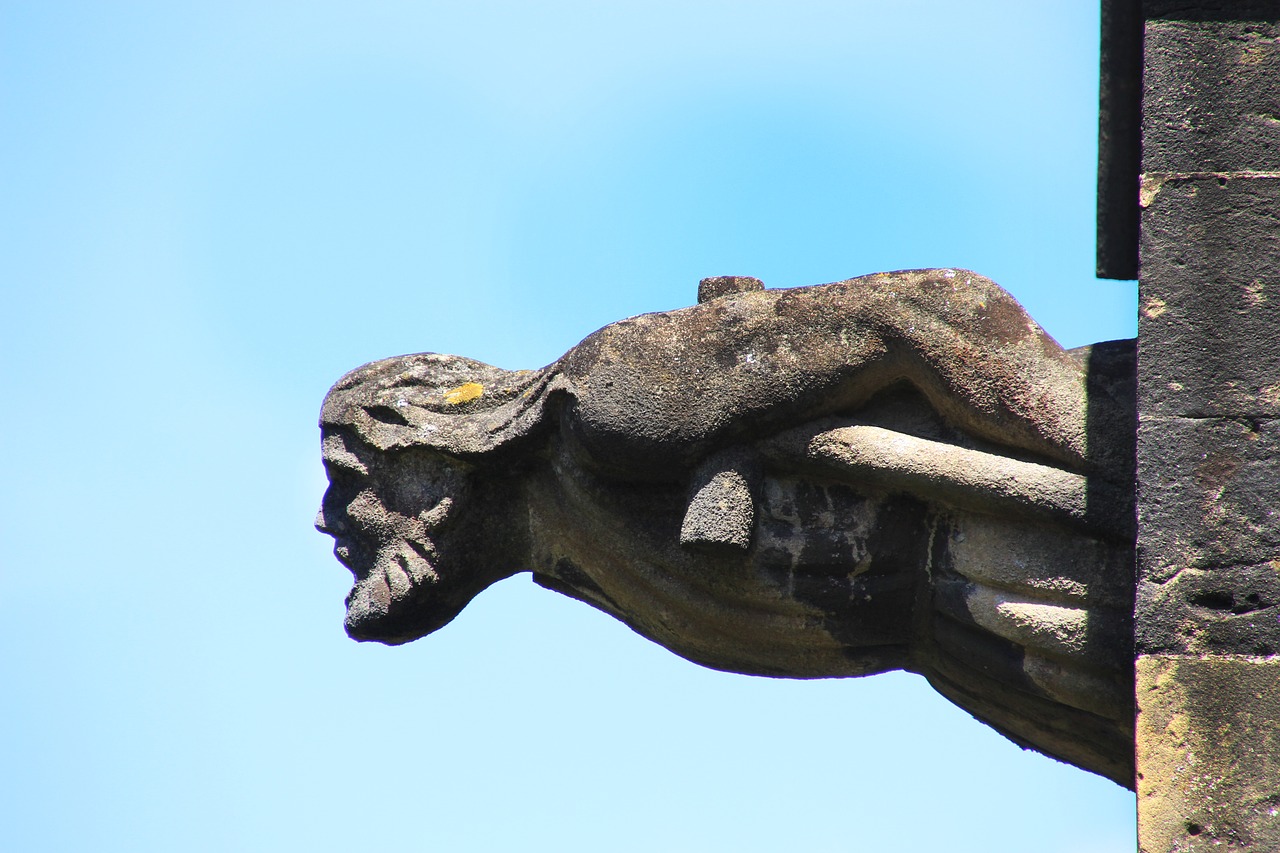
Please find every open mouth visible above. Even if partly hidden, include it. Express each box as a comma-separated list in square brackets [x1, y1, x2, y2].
[332, 540, 356, 571]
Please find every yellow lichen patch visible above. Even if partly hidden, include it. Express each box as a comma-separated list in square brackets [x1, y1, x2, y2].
[1139, 173, 1166, 208]
[1140, 295, 1168, 319]
[443, 382, 484, 405]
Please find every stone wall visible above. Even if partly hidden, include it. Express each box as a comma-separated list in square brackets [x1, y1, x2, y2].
[1133, 5, 1280, 850]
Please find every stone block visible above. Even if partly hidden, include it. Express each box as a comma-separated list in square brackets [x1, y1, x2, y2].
[1139, 176, 1280, 417]
[1143, 19, 1280, 173]
[1143, 1, 1280, 24]
[1137, 414, 1280, 657]
[1137, 416, 1280, 587]
[1137, 563, 1280, 656]
[1137, 655, 1280, 852]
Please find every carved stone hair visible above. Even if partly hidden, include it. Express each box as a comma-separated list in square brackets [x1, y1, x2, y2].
[320, 352, 562, 462]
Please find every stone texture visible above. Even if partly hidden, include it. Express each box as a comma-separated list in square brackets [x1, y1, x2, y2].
[1138, 562, 1280, 657]
[697, 275, 765, 303]
[679, 450, 760, 554]
[1097, 0, 1143, 279]
[1137, 655, 1280, 852]
[1143, 1, 1280, 21]
[1137, 8, 1280, 850]
[1143, 20, 1280, 174]
[1139, 176, 1280, 418]
[318, 270, 1138, 786]
[1137, 416, 1280, 592]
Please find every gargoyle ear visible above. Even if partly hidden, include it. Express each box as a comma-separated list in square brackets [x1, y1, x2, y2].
[680, 448, 761, 554]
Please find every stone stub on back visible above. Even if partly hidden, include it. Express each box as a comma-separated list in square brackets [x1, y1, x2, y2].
[697, 275, 765, 303]
[317, 268, 1137, 787]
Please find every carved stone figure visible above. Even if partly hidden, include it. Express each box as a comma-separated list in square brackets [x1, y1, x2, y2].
[316, 269, 1137, 786]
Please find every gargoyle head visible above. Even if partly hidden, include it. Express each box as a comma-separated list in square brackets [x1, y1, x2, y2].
[316, 353, 554, 643]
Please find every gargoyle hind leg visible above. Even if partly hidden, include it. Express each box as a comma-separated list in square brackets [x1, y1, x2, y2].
[755, 417, 1135, 786]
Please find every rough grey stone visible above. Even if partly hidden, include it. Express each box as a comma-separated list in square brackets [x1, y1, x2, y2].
[1097, 0, 1143, 279]
[1142, 1, 1280, 24]
[317, 269, 1138, 786]
[1143, 20, 1280, 172]
[1139, 176, 1280, 418]
[1136, 10, 1280, 849]
[1137, 416, 1280, 589]
[1137, 562, 1280, 656]
[679, 449, 760, 553]
[1135, 413, 1280, 659]
[697, 275, 765, 304]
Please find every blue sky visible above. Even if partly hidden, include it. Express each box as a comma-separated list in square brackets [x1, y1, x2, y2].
[2, 2, 1137, 851]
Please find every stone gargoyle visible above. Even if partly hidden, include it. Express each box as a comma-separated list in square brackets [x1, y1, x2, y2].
[316, 270, 1137, 787]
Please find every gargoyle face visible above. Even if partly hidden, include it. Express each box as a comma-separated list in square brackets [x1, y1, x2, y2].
[315, 429, 475, 643]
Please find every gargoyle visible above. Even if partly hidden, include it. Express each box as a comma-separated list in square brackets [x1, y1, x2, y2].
[316, 270, 1136, 786]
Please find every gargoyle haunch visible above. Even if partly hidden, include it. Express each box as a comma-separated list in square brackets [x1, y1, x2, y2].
[317, 270, 1136, 787]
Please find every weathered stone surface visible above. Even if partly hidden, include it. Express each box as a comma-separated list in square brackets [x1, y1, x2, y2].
[697, 275, 765, 304]
[1143, 1, 1280, 21]
[1138, 562, 1280, 656]
[1137, 9, 1280, 850]
[1137, 416, 1280, 588]
[679, 449, 760, 553]
[1143, 20, 1280, 173]
[1139, 176, 1280, 418]
[1137, 655, 1280, 852]
[317, 270, 1138, 786]
[1097, 0, 1143, 279]
[1097, 6, 1280, 280]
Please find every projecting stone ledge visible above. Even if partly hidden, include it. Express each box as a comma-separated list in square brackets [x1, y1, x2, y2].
[1137, 655, 1280, 852]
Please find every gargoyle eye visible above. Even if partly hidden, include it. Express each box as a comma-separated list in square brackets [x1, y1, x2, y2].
[321, 432, 370, 477]
[365, 404, 411, 426]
